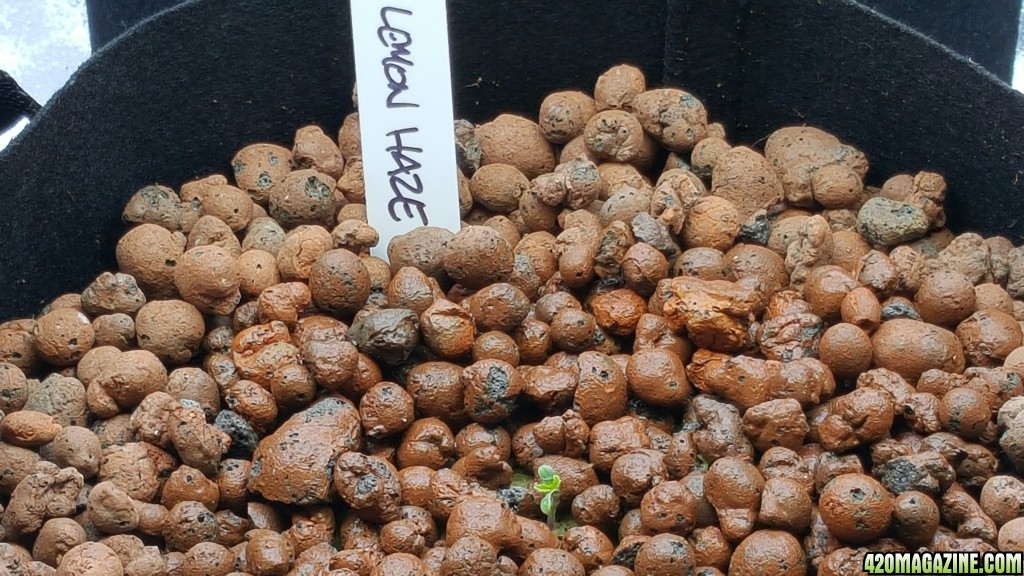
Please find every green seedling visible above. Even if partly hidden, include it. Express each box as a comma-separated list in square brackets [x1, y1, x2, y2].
[696, 453, 710, 471]
[534, 464, 561, 529]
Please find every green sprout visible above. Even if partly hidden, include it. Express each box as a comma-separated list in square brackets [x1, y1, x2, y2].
[696, 453, 710, 471]
[534, 464, 561, 529]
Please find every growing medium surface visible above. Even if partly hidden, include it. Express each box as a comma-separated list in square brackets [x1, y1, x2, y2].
[3, 64, 1024, 575]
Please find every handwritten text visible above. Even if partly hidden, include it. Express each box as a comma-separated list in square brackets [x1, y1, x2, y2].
[386, 127, 428, 225]
[378, 7, 417, 109]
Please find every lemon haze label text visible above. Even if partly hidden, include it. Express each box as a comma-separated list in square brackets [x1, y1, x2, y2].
[351, 0, 461, 260]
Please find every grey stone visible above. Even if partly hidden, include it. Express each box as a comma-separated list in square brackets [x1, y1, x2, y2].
[349, 308, 420, 366]
[631, 212, 681, 260]
[856, 197, 930, 247]
[214, 410, 259, 458]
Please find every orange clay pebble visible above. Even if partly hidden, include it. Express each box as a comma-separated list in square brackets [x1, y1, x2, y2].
[682, 196, 741, 251]
[871, 318, 965, 382]
[915, 269, 977, 327]
[475, 114, 556, 180]
[818, 474, 894, 544]
[839, 286, 882, 333]
[771, 215, 810, 258]
[237, 249, 281, 298]
[999, 518, 1024, 552]
[704, 457, 764, 542]
[293, 125, 345, 179]
[816, 323, 873, 380]
[632, 88, 708, 152]
[591, 289, 648, 337]
[441, 226, 514, 289]
[729, 530, 806, 576]
[470, 164, 529, 214]
[892, 490, 941, 548]
[134, 299, 205, 364]
[956, 308, 1022, 367]
[974, 283, 1015, 314]
[802, 265, 856, 321]
[32, 308, 95, 366]
[764, 126, 867, 208]
[559, 525, 614, 571]
[711, 146, 785, 224]
[122, 184, 181, 230]
[584, 110, 647, 164]
[639, 479, 698, 534]
[471, 331, 520, 365]
[115, 223, 185, 298]
[0, 410, 62, 448]
[199, 184, 254, 232]
[633, 533, 695, 576]
[174, 245, 241, 315]
[594, 64, 646, 111]
[231, 143, 292, 203]
[625, 347, 692, 408]
[538, 91, 597, 145]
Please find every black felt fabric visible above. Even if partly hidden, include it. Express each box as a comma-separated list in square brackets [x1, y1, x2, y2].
[85, 0, 185, 51]
[0, 71, 40, 133]
[662, 0, 747, 135]
[861, 0, 1021, 82]
[1, 0, 1024, 320]
[448, 1, 667, 122]
[83, 0, 1023, 82]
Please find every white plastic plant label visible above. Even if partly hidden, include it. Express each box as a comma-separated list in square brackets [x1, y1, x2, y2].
[350, 0, 462, 261]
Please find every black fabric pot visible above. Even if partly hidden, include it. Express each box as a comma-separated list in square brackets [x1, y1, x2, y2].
[861, 0, 1021, 82]
[85, 0, 185, 52]
[1, 0, 1023, 319]
[83, 0, 1023, 83]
